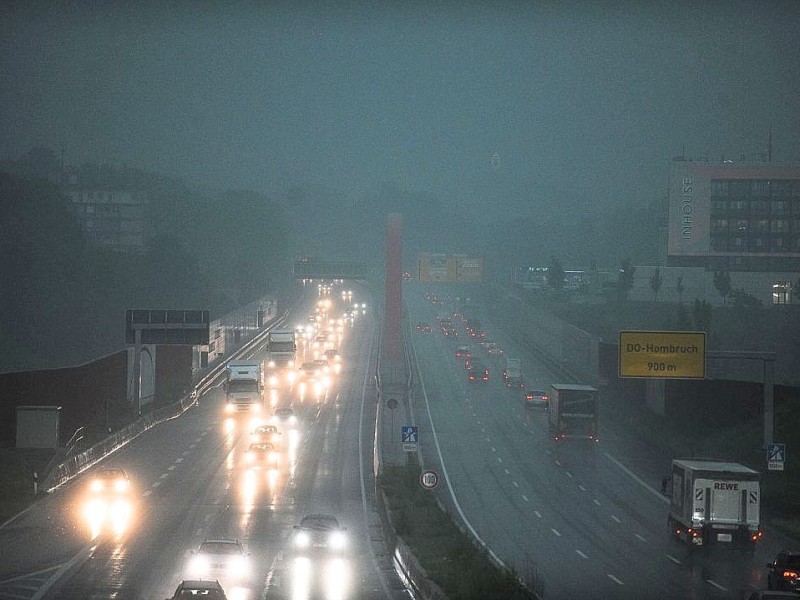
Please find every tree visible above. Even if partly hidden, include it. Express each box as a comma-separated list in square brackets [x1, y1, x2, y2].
[693, 299, 712, 332]
[650, 267, 663, 302]
[730, 288, 762, 310]
[713, 270, 732, 307]
[675, 303, 692, 330]
[676, 275, 685, 305]
[617, 258, 636, 301]
[546, 256, 565, 291]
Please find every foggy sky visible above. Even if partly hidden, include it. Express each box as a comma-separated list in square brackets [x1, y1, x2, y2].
[2, 0, 799, 220]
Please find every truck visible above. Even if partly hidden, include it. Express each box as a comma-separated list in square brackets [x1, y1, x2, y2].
[224, 361, 263, 413]
[668, 458, 762, 550]
[503, 357, 524, 388]
[266, 330, 296, 369]
[548, 384, 598, 441]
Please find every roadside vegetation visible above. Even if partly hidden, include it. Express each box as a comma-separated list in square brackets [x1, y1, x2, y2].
[379, 459, 537, 599]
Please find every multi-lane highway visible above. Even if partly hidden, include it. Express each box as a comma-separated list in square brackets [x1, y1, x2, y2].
[403, 281, 796, 599]
[0, 286, 409, 600]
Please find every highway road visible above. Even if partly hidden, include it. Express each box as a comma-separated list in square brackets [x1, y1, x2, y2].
[403, 281, 795, 599]
[0, 287, 409, 600]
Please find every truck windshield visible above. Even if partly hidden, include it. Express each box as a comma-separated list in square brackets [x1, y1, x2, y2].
[269, 341, 295, 352]
[228, 380, 259, 393]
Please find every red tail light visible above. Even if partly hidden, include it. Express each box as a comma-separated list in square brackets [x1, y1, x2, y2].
[782, 570, 798, 580]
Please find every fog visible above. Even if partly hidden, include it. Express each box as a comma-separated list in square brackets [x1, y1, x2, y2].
[2, 0, 799, 266]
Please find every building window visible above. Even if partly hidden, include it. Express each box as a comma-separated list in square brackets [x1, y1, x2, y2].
[711, 199, 727, 214]
[772, 200, 789, 215]
[711, 237, 728, 251]
[752, 180, 769, 196]
[730, 199, 748, 212]
[754, 218, 770, 232]
[711, 180, 728, 196]
[771, 219, 788, 233]
[712, 218, 728, 232]
[753, 237, 765, 249]
[732, 237, 746, 248]
[751, 199, 769, 214]
[773, 282, 790, 305]
[735, 219, 748, 232]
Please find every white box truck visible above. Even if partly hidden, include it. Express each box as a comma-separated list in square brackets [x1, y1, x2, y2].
[224, 361, 263, 413]
[503, 357, 524, 389]
[668, 458, 762, 549]
[266, 330, 296, 369]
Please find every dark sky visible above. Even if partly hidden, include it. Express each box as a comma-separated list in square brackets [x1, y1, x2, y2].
[2, 0, 799, 218]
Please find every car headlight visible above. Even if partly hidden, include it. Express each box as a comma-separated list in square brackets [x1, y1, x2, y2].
[230, 556, 249, 577]
[114, 479, 128, 493]
[329, 531, 347, 550]
[190, 555, 210, 575]
[90, 479, 104, 492]
[295, 531, 310, 548]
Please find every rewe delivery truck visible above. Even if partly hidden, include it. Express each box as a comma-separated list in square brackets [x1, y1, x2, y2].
[668, 458, 762, 549]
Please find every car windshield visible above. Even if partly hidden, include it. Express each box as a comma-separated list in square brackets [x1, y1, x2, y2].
[300, 516, 339, 531]
[198, 541, 242, 555]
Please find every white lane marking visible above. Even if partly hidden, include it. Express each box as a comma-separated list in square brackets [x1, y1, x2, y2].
[565, 471, 573, 478]
[175, 458, 184, 463]
[189, 444, 196, 449]
[546, 449, 552, 454]
[593, 499, 601, 506]
[497, 457, 503, 463]
[182, 451, 191, 456]
[152, 481, 161, 488]
[608, 574, 624, 585]
[707, 580, 727, 592]
[666, 554, 681, 564]
[576, 550, 588, 559]
[167, 465, 177, 471]
[491, 447, 496, 452]
[160, 473, 169, 479]
[481, 428, 486, 433]
[551, 529, 561, 537]
[194, 438, 202, 443]
[522, 495, 529, 502]
[143, 490, 152, 497]
[611, 515, 621, 523]
[504, 469, 510, 475]
[486, 437, 491, 442]
[196, 528, 203, 536]
[513, 481, 519, 488]
[555, 460, 562, 467]
[578, 485, 586, 491]
[534, 511, 542, 518]
[635, 533, 647, 542]
[603, 451, 669, 504]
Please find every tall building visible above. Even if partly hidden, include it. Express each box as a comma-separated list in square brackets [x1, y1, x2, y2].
[665, 159, 800, 304]
[64, 179, 149, 253]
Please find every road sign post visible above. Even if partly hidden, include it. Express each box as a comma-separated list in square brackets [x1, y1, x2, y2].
[768, 443, 786, 471]
[402, 425, 418, 452]
[420, 470, 439, 490]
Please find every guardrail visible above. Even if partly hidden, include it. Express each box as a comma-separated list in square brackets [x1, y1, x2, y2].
[42, 311, 290, 492]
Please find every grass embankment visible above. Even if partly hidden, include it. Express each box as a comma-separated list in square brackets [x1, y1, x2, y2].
[0, 448, 55, 524]
[379, 460, 536, 600]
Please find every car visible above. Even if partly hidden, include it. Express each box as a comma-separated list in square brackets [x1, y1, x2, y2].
[525, 390, 549, 408]
[467, 366, 489, 382]
[455, 345, 471, 359]
[313, 358, 330, 372]
[89, 468, 130, 494]
[292, 514, 348, 554]
[165, 579, 227, 599]
[299, 361, 321, 378]
[252, 424, 281, 444]
[188, 539, 250, 585]
[767, 550, 800, 592]
[245, 442, 279, 468]
[272, 407, 298, 426]
[465, 357, 483, 370]
[323, 348, 341, 362]
[746, 592, 799, 600]
[487, 345, 504, 356]
[416, 322, 432, 333]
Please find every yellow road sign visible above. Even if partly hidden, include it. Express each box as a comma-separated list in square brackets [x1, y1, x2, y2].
[619, 331, 706, 379]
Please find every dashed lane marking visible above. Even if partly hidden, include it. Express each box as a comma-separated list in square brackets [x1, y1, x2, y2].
[707, 580, 727, 592]
[576, 550, 588, 559]
[534, 511, 542, 518]
[167, 465, 177, 471]
[175, 458, 184, 463]
[635, 533, 647, 542]
[608, 574, 624, 586]
[593, 499, 601, 506]
[513, 481, 519, 488]
[160, 473, 169, 479]
[152, 481, 161, 488]
[565, 471, 573, 478]
[551, 529, 561, 537]
[666, 554, 681, 564]
[611, 515, 621, 523]
[522, 495, 529, 502]
[143, 490, 152, 497]
[578, 485, 586, 491]
[504, 469, 510, 475]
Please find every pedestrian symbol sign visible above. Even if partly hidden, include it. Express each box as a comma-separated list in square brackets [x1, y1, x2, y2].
[402, 426, 418, 443]
[768, 443, 786, 471]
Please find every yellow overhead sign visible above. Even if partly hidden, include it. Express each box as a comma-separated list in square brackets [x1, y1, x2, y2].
[417, 254, 483, 283]
[619, 331, 706, 379]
